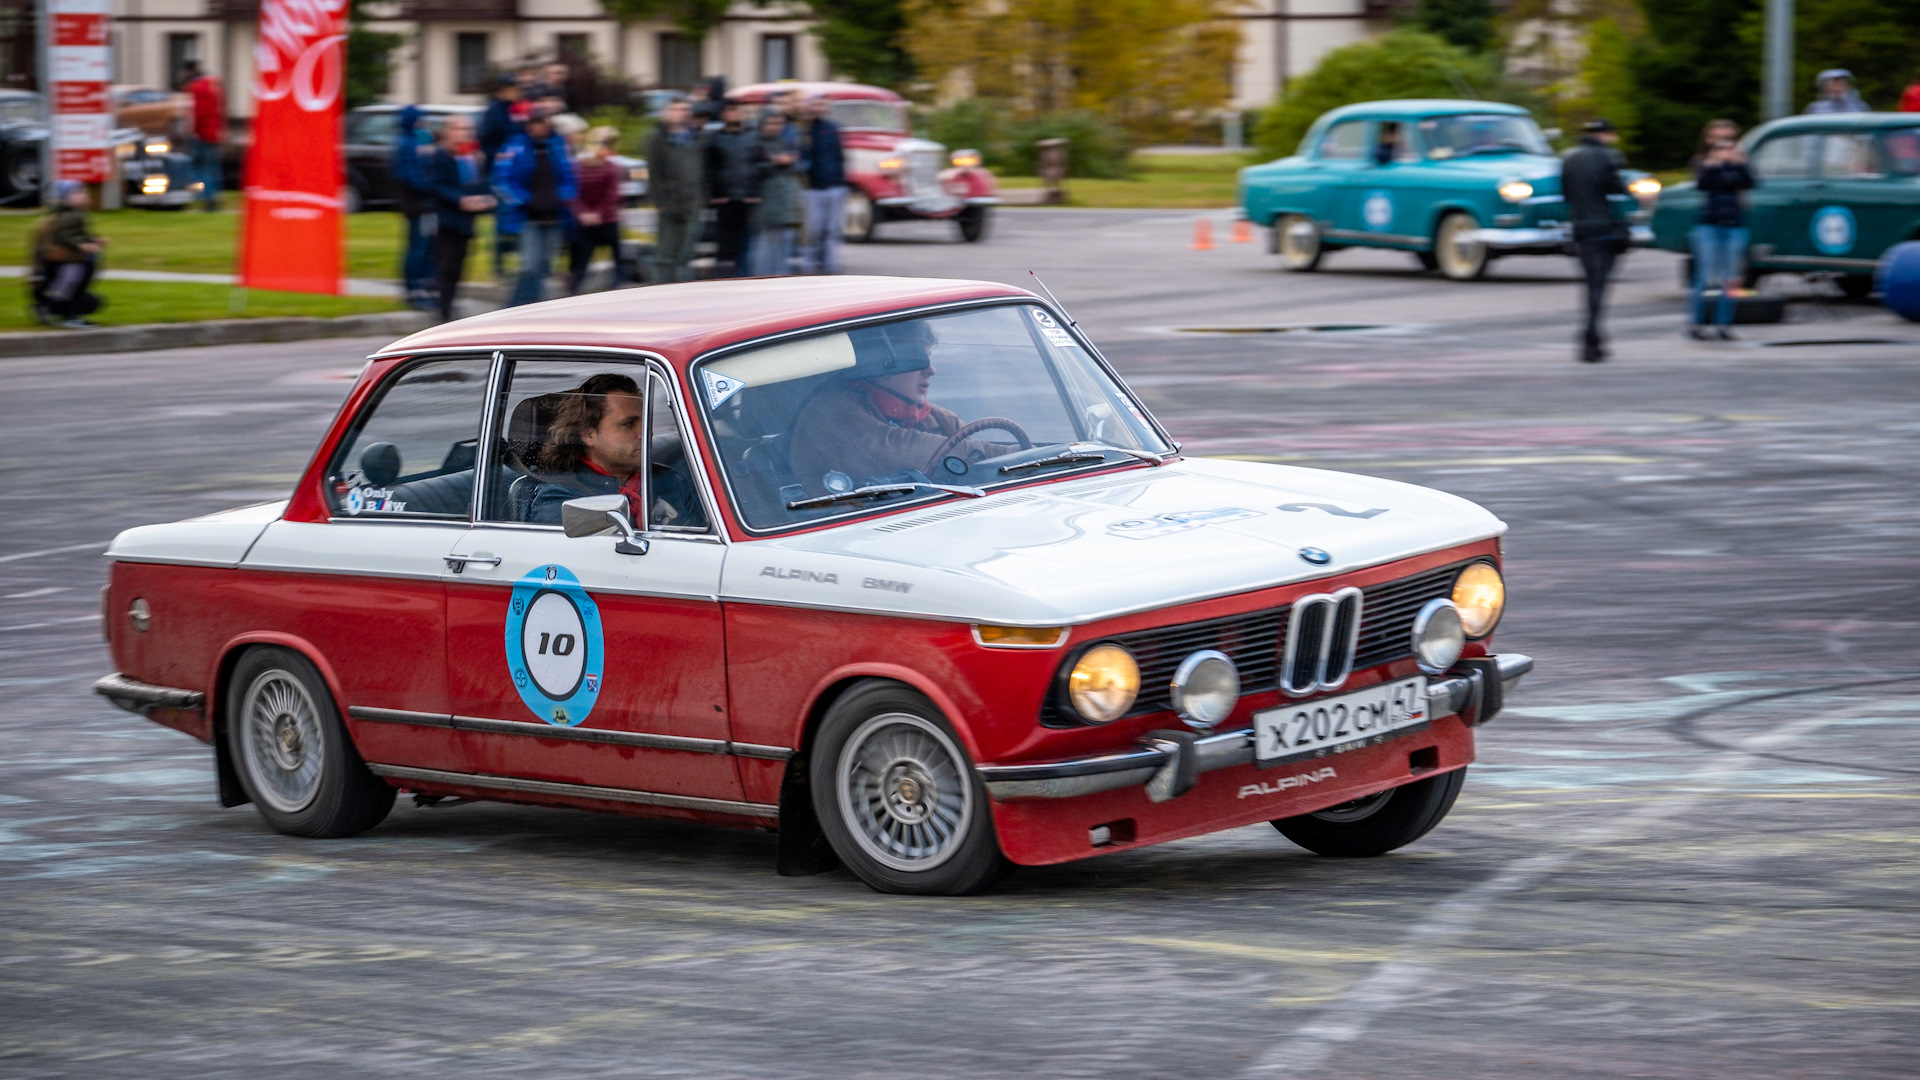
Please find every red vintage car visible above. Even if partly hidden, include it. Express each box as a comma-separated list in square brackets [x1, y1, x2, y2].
[727, 81, 1000, 243]
[95, 277, 1528, 895]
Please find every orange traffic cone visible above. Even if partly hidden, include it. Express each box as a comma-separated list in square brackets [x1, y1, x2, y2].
[1191, 218, 1215, 251]
[1231, 218, 1253, 243]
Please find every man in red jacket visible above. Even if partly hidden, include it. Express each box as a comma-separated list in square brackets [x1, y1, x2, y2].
[181, 60, 224, 211]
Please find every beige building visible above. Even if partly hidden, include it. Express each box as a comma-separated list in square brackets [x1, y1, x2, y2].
[106, 0, 1392, 119]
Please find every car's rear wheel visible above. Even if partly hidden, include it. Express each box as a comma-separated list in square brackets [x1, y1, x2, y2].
[227, 646, 394, 838]
[4, 144, 41, 200]
[1276, 214, 1323, 271]
[1837, 273, 1875, 300]
[1434, 211, 1489, 281]
[843, 190, 876, 243]
[810, 680, 1006, 895]
[1272, 768, 1465, 857]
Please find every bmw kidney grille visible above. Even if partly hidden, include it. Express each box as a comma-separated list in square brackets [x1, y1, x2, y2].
[1280, 588, 1363, 696]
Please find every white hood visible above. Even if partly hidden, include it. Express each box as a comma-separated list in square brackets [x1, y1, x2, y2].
[720, 457, 1503, 625]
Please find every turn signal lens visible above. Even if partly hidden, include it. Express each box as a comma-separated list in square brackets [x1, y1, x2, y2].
[974, 624, 1067, 648]
[1629, 177, 1662, 197]
[1169, 650, 1240, 731]
[1068, 644, 1139, 723]
[1497, 179, 1533, 203]
[1411, 599, 1466, 675]
[1451, 563, 1506, 638]
[951, 150, 982, 168]
[878, 157, 904, 171]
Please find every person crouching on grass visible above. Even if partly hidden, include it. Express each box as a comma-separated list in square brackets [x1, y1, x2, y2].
[32, 180, 108, 329]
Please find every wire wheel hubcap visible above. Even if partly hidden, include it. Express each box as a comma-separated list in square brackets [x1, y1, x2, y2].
[1311, 789, 1394, 823]
[240, 669, 325, 813]
[837, 713, 973, 872]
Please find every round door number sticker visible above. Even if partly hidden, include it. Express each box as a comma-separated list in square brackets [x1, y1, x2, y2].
[505, 564, 604, 726]
[1361, 191, 1394, 232]
[1812, 205, 1855, 255]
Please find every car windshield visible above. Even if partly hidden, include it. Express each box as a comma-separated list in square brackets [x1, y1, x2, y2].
[830, 100, 908, 132]
[1420, 114, 1551, 159]
[1882, 128, 1920, 176]
[347, 111, 398, 145]
[695, 304, 1172, 531]
[0, 97, 40, 125]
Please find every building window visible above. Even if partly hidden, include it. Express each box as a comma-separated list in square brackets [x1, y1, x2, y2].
[556, 33, 590, 65]
[166, 33, 200, 90]
[760, 34, 794, 83]
[456, 33, 491, 95]
[658, 33, 700, 90]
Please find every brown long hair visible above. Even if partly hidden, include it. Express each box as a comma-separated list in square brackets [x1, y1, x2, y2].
[538, 373, 641, 472]
[1696, 119, 1740, 160]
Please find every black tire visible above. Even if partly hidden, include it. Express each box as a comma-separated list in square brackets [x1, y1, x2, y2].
[3, 144, 40, 202]
[1415, 249, 1439, 272]
[1837, 273, 1875, 300]
[1433, 211, 1488, 280]
[1276, 213, 1323, 271]
[809, 680, 1006, 895]
[957, 205, 990, 242]
[225, 646, 394, 838]
[1272, 767, 1465, 857]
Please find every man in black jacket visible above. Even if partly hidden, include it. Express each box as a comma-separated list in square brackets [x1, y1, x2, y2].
[1561, 119, 1629, 363]
[428, 114, 497, 323]
[706, 101, 762, 277]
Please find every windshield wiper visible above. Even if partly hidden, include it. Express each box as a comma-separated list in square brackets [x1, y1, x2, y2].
[785, 481, 986, 511]
[998, 442, 1169, 475]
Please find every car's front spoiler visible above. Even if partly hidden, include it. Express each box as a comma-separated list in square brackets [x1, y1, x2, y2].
[977, 653, 1532, 801]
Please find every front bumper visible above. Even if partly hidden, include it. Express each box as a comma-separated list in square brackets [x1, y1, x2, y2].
[1465, 224, 1654, 253]
[977, 653, 1531, 801]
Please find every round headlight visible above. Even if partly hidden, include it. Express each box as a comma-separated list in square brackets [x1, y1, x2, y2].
[1411, 599, 1465, 675]
[1067, 644, 1139, 723]
[1497, 179, 1533, 203]
[1451, 562, 1505, 638]
[1169, 649, 1240, 731]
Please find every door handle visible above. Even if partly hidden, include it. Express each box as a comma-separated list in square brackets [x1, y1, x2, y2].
[444, 555, 502, 574]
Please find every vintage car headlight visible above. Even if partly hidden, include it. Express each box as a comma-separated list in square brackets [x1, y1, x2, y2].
[950, 149, 982, 168]
[877, 156, 905, 172]
[1629, 177, 1662, 198]
[1451, 563, 1505, 638]
[1411, 599, 1465, 675]
[1169, 649, 1239, 731]
[143, 139, 170, 155]
[1067, 644, 1139, 723]
[1497, 179, 1534, 203]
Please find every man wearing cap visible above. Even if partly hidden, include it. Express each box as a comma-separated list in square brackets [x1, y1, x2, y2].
[1561, 119, 1630, 363]
[789, 322, 1008, 492]
[1807, 70, 1870, 114]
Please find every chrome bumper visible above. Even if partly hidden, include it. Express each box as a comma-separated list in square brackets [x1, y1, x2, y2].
[976, 653, 1532, 802]
[875, 194, 965, 215]
[1465, 225, 1654, 250]
[93, 672, 204, 716]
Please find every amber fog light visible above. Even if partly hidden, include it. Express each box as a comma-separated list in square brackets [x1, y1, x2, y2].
[1411, 599, 1465, 675]
[1169, 650, 1239, 731]
[1451, 562, 1505, 638]
[1068, 644, 1139, 723]
[974, 625, 1067, 648]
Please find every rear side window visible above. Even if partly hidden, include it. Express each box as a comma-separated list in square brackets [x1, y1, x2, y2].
[1750, 134, 1816, 179]
[1819, 132, 1883, 179]
[1314, 121, 1370, 161]
[1883, 129, 1920, 176]
[327, 357, 491, 520]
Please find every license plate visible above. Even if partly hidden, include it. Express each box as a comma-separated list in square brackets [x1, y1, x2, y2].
[1253, 677, 1429, 766]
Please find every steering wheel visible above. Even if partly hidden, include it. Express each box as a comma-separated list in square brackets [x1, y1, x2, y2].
[925, 417, 1032, 475]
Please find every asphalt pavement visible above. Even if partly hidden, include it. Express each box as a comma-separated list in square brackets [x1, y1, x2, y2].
[4, 209, 1918, 1078]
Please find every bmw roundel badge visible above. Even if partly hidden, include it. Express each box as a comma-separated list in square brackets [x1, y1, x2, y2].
[1298, 547, 1332, 566]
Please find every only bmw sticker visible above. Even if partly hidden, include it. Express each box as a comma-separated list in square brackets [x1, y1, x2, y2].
[505, 564, 605, 726]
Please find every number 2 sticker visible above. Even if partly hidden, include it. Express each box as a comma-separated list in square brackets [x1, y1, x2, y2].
[504, 564, 604, 726]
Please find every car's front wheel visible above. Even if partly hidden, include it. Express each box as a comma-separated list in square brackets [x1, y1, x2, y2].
[1433, 211, 1489, 280]
[956, 205, 990, 242]
[810, 680, 1006, 895]
[226, 646, 394, 838]
[1272, 768, 1465, 857]
[843, 190, 876, 243]
[1276, 213, 1323, 271]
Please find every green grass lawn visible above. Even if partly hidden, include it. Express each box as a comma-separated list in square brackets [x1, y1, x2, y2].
[0, 279, 402, 331]
[999, 151, 1255, 209]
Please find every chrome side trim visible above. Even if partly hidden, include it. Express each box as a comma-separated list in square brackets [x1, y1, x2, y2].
[347, 706, 793, 761]
[94, 672, 204, 715]
[365, 763, 781, 820]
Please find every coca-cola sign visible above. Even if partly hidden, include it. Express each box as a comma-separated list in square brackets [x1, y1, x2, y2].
[238, 0, 346, 294]
[253, 0, 346, 111]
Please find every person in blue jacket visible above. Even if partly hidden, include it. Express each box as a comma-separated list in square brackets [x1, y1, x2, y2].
[495, 107, 578, 306]
[391, 106, 439, 311]
[477, 75, 523, 280]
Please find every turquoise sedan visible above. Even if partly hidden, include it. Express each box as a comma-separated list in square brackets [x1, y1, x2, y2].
[1651, 113, 1920, 298]
[1239, 99, 1656, 280]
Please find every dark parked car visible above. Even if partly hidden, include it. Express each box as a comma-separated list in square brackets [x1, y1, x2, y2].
[345, 104, 648, 213]
[0, 89, 195, 209]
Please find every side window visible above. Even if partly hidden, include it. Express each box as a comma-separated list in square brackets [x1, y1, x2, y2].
[1315, 121, 1370, 161]
[327, 357, 491, 520]
[1819, 132, 1883, 179]
[485, 359, 710, 532]
[1750, 134, 1816, 180]
[1881, 129, 1920, 176]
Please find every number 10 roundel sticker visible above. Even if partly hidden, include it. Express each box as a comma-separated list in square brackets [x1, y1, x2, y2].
[505, 564, 604, 726]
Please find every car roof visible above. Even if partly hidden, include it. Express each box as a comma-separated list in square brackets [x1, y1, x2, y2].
[349, 103, 480, 114]
[1318, 99, 1531, 123]
[380, 276, 1036, 366]
[1752, 112, 1920, 135]
[727, 81, 903, 104]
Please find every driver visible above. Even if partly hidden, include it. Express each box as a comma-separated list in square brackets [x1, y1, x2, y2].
[788, 321, 1006, 493]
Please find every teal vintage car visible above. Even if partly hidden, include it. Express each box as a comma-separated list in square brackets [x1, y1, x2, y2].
[1239, 99, 1657, 280]
[1651, 113, 1920, 298]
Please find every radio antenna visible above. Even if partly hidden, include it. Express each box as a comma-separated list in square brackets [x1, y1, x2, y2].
[1027, 271, 1077, 328]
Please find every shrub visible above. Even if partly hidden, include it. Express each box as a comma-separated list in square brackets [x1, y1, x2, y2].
[922, 101, 1133, 178]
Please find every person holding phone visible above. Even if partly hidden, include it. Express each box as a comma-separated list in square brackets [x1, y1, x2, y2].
[1689, 120, 1755, 340]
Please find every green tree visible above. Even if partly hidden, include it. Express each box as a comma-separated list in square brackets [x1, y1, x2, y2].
[1568, 17, 1638, 152]
[344, 0, 403, 110]
[1252, 29, 1526, 160]
[1415, 0, 1499, 54]
[809, 0, 913, 88]
[1625, 0, 1759, 168]
[598, 0, 734, 42]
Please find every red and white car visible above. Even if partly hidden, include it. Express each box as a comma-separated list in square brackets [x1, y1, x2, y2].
[727, 81, 1000, 243]
[95, 277, 1528, 895]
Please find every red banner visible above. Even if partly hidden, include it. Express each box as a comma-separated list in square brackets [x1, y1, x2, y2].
[238, 0, 347, 294]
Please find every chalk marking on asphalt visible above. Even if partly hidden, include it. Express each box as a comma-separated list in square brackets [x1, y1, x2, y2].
[1240, 709, 1848, 1078]
[0, 614, 100, 633]
[0, 542, 108, 564]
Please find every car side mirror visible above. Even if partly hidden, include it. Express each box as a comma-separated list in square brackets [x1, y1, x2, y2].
[561, 494, 649, 555]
